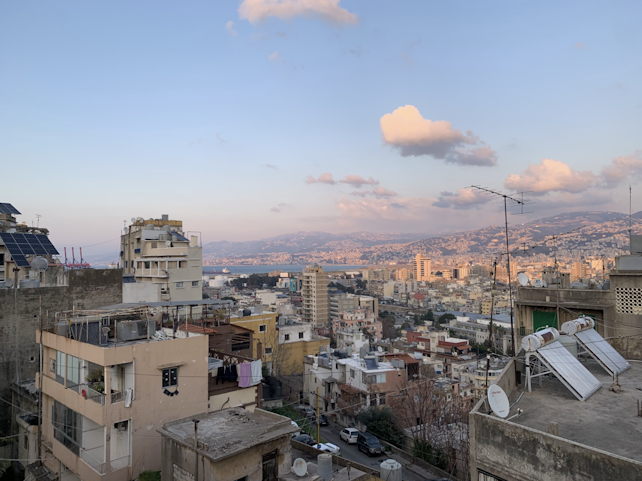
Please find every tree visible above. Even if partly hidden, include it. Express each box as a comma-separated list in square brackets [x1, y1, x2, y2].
[356, 406, 405, 448]
[220, 296, 236, 303]
[439, 313, 456, 323]
[355, 279, 367, 290]
[361, 327, 374, 343]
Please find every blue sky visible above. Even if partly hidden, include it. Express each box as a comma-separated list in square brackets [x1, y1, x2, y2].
[2, 1, 641, 258]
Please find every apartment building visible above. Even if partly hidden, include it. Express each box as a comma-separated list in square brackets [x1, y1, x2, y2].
[302, 265, 328, 327]
[413, 254, 431, 282]
[331, 308, 382, 342]
[120, 215, 202, 303]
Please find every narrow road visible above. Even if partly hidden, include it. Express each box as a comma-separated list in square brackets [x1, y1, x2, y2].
[318, 425, 443, 481]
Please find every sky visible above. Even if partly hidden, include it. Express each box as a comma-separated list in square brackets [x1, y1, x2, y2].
[2, 0, 642, 259]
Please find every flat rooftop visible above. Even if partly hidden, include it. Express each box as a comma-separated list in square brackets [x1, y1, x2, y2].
[161, 408, 297, 462]
[509, 359, 642, 462]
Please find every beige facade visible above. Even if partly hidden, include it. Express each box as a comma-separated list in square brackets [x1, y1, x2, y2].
[36, 325, 210, 481]
[302, 265, 329, 327]
[413, 254, 432, 282]
[120, 216, 202, 303]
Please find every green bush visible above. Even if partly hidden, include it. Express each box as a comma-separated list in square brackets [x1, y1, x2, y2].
[138, 471, 161, 481]
[413, 439, 448, 470]
[356, 407, 404, 448]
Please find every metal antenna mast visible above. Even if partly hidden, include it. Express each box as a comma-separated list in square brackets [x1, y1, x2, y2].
[471, 186, 529, 366]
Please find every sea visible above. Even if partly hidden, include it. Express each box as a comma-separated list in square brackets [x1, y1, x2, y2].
[202, 265, 367, 275]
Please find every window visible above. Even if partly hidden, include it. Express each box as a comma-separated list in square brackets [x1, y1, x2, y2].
[350, 369, 355, 379]
[370, 398, 377, 407]
[55, 351, 65, 385]
[124, 261, 128, 268]
[379, 395, 386, 405]
[66, 355, 80, 393]
[192, 281, 199, 287]
[144, 261, 150, 269]
[259, 324, 267, 332]
[284, 334, 290, 341]
[176, 282, 184, 288]
[265, 347, 273, 355]
[151, 242, 157, 248]
[298, 332, 304, 339]
[52, 401, 80, 455]
[162, 367, 178, 388]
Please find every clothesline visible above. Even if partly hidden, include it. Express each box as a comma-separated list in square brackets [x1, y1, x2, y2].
[214, 360, 262, 388]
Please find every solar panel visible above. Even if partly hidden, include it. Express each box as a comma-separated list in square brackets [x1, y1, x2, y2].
[0, 232, 60, 263]
[575, 329, 631, 376]
[0, 203, 21, 215]
[536, 341, 602, 401]
[364, 358, 378, 370]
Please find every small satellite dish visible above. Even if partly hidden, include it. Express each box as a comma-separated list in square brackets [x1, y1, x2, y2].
[3, 279, 13, 288]
[517, 272, 530, 287]
[30, 256, 49, 272]
[292, 458, 307, 477]
[377, 346, 383, 353]
[488, 385, 510, 419]
[131, 218, 136, 224]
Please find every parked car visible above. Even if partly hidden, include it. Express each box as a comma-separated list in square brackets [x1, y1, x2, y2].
[293, 434, 315, 446]
[340, 427, 360, 444]
[318, 414, 329, 426]
[290, 421, 301, 437]
[357, 432, 385, 456]
[296, 405, 316, 419]
[313, 443, 341, 455]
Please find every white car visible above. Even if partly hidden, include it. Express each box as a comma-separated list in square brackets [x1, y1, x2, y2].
[340, 427, 360, 444]
[313, 443, 341, 455]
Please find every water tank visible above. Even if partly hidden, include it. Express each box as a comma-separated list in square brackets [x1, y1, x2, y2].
[317, 454, 332, 481]
[242, 309, 252, 317]
[521, 327, 560, 352]
[145, 224, 155, 230]
[561, 317, 594, 335]
[19, 279, 40, 289]
[346, 346, 353, 357]
[380, 459, 402, 481]
[558, 335, 578, 357]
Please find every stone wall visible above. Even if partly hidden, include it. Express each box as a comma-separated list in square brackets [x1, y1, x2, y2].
[469, 410, 642, 481]
[0, 269, 122, 431]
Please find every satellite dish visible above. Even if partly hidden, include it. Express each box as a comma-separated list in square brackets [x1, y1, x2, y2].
[137, 217, 144, 223]
[3, 279, 13, 288]
[292, 458, 307, 477]
[30, 256, 49, 272]
[377, 346, 383, 353]
[488, 384, 509, 419]
[131, 218, 136, 224]
[517, 272, 530, 287]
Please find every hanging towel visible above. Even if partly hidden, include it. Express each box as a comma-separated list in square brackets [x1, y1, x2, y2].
[238, 363, 252, 388]
[230, 364, 238, 383]
[249, 360, 263, 386]
[125, 388, 133, 408]
[216, 366, 225, 385]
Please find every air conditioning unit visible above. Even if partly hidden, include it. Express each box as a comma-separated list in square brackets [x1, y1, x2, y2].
[116, 320, 156, 342]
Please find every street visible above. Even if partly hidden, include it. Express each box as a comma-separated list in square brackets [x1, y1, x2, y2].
[318, 424, 443, 481]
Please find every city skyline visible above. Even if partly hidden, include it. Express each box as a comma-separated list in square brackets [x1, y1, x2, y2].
[2, 1, 642, 255]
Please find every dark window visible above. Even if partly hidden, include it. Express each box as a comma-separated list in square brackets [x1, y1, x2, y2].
[285, 334, 290, 341]
[162, 367, 178, 388]
[298, 332, 304, 339]
[52, 401, 81, 455]
[262, 451, 278, 481]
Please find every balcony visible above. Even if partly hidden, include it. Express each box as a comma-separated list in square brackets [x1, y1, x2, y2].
[136, 268, 168, 278]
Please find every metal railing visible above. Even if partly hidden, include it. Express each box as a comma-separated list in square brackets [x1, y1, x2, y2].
[111, 391, 126, 404]
[80, 448, 105, 474]
[110, 455, 130, 471]
[83, 385, 106, 406]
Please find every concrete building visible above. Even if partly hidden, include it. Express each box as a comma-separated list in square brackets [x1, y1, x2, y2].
[302, 265, 329, 327]
[366, 268, 390, 282]
[469, 354, 642, 480]
[413, 254, 432, 282]
[393, 267, 411, 281]
[120, 216, 203, 303]
[331, 309, 382, 342]
[159, 408, 298, 481]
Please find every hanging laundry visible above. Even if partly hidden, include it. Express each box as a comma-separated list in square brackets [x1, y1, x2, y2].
[216, 366, 225, 385]
[125, 387, 133, 408]
[238, 363, 251, 388]
[223, 365, 231, 383]
[230, 364, 238, 383]
[249, 360, 263, 386]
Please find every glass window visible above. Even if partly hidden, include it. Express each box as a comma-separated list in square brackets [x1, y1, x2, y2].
[52, 401, 81, 456]
[284, 334, 290, 341]
[298, 332, 304, 339]
[162, 367, 178, 388]
[265, 347, 273, 355]
[259, 324, 267, 332]
[66, 355, 80, 392]
[192, 281, 199, 287]
[350, 369, 355, 379]
[145, 261, 150, 269]
[176, 282, 184, 288]
[55, 351, 65, 385]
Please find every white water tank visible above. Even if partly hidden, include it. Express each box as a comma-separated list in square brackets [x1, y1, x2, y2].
[561, 317, 595, 335]
[521, 327, 560, 352]
[317, 454, 332, 481]
[558, 335, 578, 357]
[380, 459, 402, 481]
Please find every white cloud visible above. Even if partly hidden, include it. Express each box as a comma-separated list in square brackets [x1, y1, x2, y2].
[600, 151, 642, 188]
[238, 0, 358, 26]
[268, 51, 283, 62]
[305, 173, 379, 187]
[351, 186, 398, 198]
[306, 172, 336, 184]
[504, 158, 596, 195]
[225, 21, 238, 36]
[380, 105, 497, 166]
[433, 188, 492, 209]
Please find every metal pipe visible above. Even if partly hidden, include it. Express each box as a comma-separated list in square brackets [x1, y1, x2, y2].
[193, 419, 200, 481]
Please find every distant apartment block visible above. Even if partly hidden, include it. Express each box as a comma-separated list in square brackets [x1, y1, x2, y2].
[413, 253, 431, 281]
[302, 265, 328, 327]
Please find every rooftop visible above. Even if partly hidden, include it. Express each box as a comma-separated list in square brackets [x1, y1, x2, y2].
[509, 359, 642, 462]
[161, 408, 297, 462]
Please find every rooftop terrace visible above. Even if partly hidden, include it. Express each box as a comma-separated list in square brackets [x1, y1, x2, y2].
[509, 359, 642, 462]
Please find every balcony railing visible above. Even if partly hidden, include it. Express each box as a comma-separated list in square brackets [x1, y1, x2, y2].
[111, 391, 126, 404]
[80, 448, 105, 474]
[136, 268, 168, 278]
[110, 455, 130, 471]
[82, 385, 106, 406]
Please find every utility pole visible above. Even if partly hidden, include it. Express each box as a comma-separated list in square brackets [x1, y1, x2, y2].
[193, 419, 200, 481]
[471, 186, 530, 377]
[316, 387, 320, 446]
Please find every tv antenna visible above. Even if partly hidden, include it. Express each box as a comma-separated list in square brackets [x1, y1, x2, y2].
[35, 214, 42, 228]
[471, 186, 532, 367]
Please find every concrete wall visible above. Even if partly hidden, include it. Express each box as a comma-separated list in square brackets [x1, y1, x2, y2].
[123, 282, 160, 303]
[608, 337, 642, 360]
[469, 410, 642, 481]
[0, 269, 122, 433]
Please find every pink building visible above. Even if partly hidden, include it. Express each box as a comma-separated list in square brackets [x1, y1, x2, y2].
[331, 308, 382, 341]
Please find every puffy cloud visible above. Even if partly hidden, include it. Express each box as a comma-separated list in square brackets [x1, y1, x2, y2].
[268, 51, 283, 62]
[351, 186, 398, 198]
[504, 158, 596, 194]
[306, 172, 336, 184]
[600, 151, 642, 188]
[305, 173, 379, 187]
[433, 188, 492, 209]
[238, 0, 358, 26]
[225, 21, 238, 36]
[339, 175, 378, 188]
[380, 105, 497, 166]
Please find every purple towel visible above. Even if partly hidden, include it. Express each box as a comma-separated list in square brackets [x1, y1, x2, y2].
[238, 363, 252, 388]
